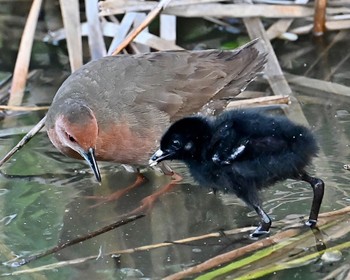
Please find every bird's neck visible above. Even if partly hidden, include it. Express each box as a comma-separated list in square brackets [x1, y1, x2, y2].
[185, 136, 211, 164]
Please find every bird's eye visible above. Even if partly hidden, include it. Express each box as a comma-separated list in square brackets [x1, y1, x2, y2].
[172, 139, 181, 149]
[67, 134, 76, 143]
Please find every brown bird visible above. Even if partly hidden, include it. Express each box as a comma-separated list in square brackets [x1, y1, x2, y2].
[45, 39, 266, 207]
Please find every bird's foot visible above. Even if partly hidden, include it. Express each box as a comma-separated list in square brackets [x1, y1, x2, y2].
[249, 222, 271, 239]
[125, 172, 182, 216]
[85, 189, 127, 208]
[85, 173, 147, 208]
[249, 229, 270, 239]
[126, 195, 158, 216]
[305, 219, 317, 228]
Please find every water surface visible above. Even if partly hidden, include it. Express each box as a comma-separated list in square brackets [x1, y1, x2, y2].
[0, 34, 350, 280]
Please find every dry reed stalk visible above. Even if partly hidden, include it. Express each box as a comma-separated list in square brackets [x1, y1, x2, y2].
[160, 14, 177, 43]
[107, 13, 135, 55]
[111, 0, 172, 55]
[4, 214, 145, 267]
[164, 230, 303, 279]
[241, 7, 311, 126]
[0, 105, 49, 111]
[8, 0, 43, 106]
[0, 116, 46, 168]
[285, 73, 350, 98]
[313, 0, 327, 35]
[226, 95, 291, 109]
[59, 0, 82, 72]
[163, 209, 350, 280]
[326, 19, 350, 30]
[129, 13, 149, 53]
[99, 0, 220, 15]
[85, 0, 106, 59]
[5, 207, 350, 276]
[266, 19, 294, 40]
[100, 3, 315, 18]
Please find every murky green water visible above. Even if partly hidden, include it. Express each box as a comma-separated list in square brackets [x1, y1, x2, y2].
[1, 29, 350, 279]
[1, 97, 350, 279]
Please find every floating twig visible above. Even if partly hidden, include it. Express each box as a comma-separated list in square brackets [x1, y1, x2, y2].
[5, 206, 350, 277]
[164, 209, 350, 280]
[1, 226, 254, 276]
[0, 116, 46, 168]
[4, 214, 145, 267]
[232, 240, 350, 279]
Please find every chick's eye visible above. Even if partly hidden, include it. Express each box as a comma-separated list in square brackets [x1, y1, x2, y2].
[172, 139, 181, 149]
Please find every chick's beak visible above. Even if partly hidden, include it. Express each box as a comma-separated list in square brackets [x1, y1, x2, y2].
[79, 147, 101, 183]
[149, 149, 173, 167]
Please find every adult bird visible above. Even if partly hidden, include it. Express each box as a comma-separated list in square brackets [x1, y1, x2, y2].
[45, 39, 266, 208]
[149, 109, 324, 237]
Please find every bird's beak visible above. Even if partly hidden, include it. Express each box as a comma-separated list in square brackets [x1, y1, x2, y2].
[149, 149, 173, 167]
[79, 147, 101, 183]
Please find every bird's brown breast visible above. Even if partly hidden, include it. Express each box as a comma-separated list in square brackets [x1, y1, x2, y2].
[95, 121, 165, 165]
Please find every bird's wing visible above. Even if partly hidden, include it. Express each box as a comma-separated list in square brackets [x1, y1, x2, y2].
[211, 134, 289, 165]
[51, 40, 265, 131]
[212, 139, 249, 165]
[129, 40, 266, 121]
[249, 136, 288, 154]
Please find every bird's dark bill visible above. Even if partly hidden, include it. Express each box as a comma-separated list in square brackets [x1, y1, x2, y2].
[149, 149, 173, 166]
[80, 148, 101, 182]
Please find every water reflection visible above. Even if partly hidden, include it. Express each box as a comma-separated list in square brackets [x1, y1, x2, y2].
[1, 43, 350, 280]
[0, 98, 349, 278]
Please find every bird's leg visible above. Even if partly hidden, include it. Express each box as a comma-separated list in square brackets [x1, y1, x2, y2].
[86, 172, 147, 208]
[127, 172, 183, 216]
[250, 205, 272, 238]
[300, 173, 324, 227]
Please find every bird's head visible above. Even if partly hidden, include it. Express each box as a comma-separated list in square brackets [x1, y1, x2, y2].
[149, 116, 211, 166]
[48, 101, 101, 182]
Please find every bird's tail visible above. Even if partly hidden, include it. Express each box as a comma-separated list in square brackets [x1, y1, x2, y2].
[277, 125, 319, 177]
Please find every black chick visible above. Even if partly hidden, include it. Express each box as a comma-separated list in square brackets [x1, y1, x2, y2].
[149, 109, 324, 237]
